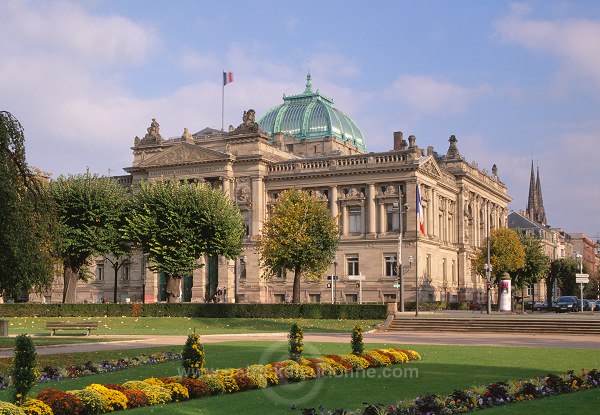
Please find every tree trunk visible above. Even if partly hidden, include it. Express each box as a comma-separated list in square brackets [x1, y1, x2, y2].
[165, 275, 181, 303]
[113, 263, 119, 304]
[63, 266, 79, 303]
[546, 276, 554, 311]
[292, 266, 301, 304]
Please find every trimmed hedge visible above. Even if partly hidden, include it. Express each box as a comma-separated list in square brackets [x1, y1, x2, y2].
[0, 303, 387, 319]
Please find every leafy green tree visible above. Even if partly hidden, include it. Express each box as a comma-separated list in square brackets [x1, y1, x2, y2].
[548, 258, 587, 299]
[257, 189, 339, 303]
[124, 179, 244, 303]
[0, 111, 57, 299]
[473, 228, 526, 281]
[512, 231, 550, 311]
[50, 172, 130, 303]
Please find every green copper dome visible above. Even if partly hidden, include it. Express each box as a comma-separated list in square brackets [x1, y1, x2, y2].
[258, 74, 366, 151]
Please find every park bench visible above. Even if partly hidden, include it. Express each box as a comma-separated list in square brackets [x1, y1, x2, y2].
[46, 321, 98, 336]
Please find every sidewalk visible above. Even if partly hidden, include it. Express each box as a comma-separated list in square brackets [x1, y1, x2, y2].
[1, 330, 598, 358]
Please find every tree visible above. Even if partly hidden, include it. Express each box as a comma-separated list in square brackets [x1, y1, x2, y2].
[123, 179, 244, 303]
[50, 172, 130, 303]
[257, 188, 340, 303]
[473, 228, 526, 282]
[548, 258, 587, 299]
[0, 111, 57, 299]
[511, 231, 550, 311]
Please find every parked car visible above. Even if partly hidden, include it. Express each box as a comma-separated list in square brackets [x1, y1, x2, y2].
[532, 301, 548, 311]
[469, 301, 484, 311]
[554, 296, 579, 312]
[581, 299, 594, 311]
[590, 300, 600, 311]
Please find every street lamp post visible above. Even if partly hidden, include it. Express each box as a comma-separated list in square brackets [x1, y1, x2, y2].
[333, 254, 338, 304]
[576, 252, 583, 313]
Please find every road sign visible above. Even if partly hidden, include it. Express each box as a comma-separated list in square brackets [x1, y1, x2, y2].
[348, 275, 366, 281]
[485, 281, 491, 287]
[393, 283, 401, 288]
[576, 273, 589, 284]
[327, 275, 339, 280]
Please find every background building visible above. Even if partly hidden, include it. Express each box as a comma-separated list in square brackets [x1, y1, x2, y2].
[49, 76, 511, 304]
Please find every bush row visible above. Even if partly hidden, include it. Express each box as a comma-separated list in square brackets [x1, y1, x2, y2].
[0, 303, 387, 319]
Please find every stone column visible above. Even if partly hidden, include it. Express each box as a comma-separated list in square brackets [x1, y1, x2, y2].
[378, 200, 385, 235]
[367, 183, 376, 238]
[330, 185, 338, 218]
[251, 177, 264, 237]
[427, 187, 434, 237]
[431, 189, 437, 238]
[341, 202, 348, 236]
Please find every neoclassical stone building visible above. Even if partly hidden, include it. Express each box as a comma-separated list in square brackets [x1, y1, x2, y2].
[52, 76, 511, 304]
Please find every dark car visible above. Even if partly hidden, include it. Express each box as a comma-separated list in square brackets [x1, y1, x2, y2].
[533, 301, 548, 311]
[582, 299, 593, 311]
[554, 296, 579, 312]
[588, 300, 600, 311]
[469, 301, 484, 311]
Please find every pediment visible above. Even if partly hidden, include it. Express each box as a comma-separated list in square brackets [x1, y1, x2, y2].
[417, 156, 443, 179]
[138, 143, 232, 168]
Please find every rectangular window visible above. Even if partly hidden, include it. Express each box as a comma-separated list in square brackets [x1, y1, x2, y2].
[383, 293, 397, 302]
[384, 254, 397, 278]
[308, 294, 321, 303]
[240, 261, 247, 280]
[348, 206, 362, 233]
[386, 204, 399, 232]
[243, 212, 251, 237]
[346, 254, 359, 276]
[345, 294, 358, 303]
[96, 265, 104, 281]
[452, 260, 456, 284]
[121, 265, 130, 281]
[527, 284, 534, 297]
[442, 258, 447, 283]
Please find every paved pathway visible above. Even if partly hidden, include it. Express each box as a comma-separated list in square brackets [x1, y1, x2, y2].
[1, 330, 598, 358]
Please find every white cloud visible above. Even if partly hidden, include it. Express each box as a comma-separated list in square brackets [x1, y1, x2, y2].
[494, 3, 600, 91]
[386, 74, 492, 114]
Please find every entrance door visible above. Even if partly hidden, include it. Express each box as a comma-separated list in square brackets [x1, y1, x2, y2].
[158, 272, 167, 302]
[182, 275, 193, 302]
[206, 256, 218, 301]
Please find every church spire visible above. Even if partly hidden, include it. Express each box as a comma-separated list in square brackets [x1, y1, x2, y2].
[526, 161, 547, 225]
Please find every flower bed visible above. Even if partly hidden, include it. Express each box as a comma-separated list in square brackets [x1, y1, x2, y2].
[0, 348, 421, 414]
[304, 368, 600, 415]
[0, 352, 182, 390]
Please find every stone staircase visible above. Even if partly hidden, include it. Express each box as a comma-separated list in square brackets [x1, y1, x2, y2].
[387, 316, 600, 335]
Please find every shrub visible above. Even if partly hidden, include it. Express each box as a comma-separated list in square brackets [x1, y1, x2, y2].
[179, 378, 210, 399]
[213, 369, 239, 393]
[36, 388, 85, 415]
[122, 389, 148, 408]
[11, 334, 37, 405]
[85, 384, 127, 411]
[340, 354, 369, 370]
[161, 382, 189, 402]
[182, 333, 205, 378]
[0, 401, 25, 415]
[351, 324, 364, 356]
[66, 389, 107, 415]
[197, 374, 225, 395]
[122, 381, 171, 405]
[288, 323, 303, 362]
[20, 398, 53, 415]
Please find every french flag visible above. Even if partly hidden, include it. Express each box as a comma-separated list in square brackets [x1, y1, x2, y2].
[223, 71, 234, 86]
[416, 184, 426, 236]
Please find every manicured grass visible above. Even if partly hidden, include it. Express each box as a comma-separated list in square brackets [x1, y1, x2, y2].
[6, 317, 382, 336]
[1, 341, 599, 414]
[0, 345, 182, 377]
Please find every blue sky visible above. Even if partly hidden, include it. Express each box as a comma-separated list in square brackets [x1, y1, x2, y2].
[1, 0, 600, 238]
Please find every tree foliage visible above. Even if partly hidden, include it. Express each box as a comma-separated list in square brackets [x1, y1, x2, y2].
[257, 189, 340, 303]
[512, 231, 550, 290]
[50, 172, 130, 303]
[0, 111, 57, 299]
[123, 179, 244, 302]
[548, 258, 587, 298]
[472, 228, 526, 282]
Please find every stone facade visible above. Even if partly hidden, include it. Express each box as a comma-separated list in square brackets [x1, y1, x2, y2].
[47, 110, 511, 305]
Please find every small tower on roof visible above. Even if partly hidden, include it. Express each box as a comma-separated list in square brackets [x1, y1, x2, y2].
[526, 161, 547, 225]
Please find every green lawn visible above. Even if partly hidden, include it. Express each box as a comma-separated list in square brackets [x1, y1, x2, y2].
[0, 336, 131, 349]
[6, 317, 382, 336]
[0, 341, 598, 414]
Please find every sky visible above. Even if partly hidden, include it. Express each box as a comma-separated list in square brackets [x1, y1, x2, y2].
[1, 0, 600, 239]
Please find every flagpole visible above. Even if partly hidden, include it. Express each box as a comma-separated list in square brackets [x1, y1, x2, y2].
[221, 70, 225, 131]
[415, 181, 419, 317]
